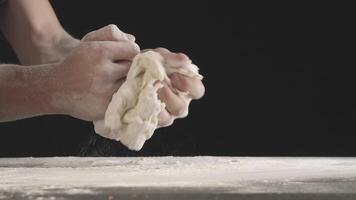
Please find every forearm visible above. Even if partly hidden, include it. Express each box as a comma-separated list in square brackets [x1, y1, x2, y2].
[0, 63, 58, 122]
[0, 0, 72, 65]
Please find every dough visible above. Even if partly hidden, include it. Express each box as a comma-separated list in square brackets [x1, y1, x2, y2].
[94, 50, 203, 151]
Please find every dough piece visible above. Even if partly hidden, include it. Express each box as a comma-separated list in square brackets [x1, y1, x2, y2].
[94, 50, 203, 151]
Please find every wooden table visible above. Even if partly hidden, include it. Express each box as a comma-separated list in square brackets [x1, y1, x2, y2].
[1, 157, 356, 199]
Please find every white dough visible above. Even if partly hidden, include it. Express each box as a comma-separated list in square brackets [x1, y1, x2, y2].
[93, 51, 203, 151]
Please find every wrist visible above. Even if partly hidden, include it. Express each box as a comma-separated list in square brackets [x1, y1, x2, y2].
[23, 63, 59, 115]
[0, 0, 75, 65]
[17, 63, 66, 116]
[33, 31, 79, 63]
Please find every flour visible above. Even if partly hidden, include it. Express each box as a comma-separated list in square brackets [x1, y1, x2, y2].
[93, 51, 203, 150]
[1, 157, 356, 198]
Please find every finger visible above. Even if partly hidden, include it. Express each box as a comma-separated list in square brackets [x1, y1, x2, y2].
[158, 109, 174, 127]
[154, 47, 170, 54]
[101, 41, 140, 61]
[140, 48, 153, 53]
[106, 79, 125, 98]
[158, 82, 188, 117]
[125, 33, 136, 42]
[154, 48, 191, 67]
[82, 24, 129, 42]
[103, 61, 131, 82]
[170, 73, 205, 99]
[112, 60, 131, 76]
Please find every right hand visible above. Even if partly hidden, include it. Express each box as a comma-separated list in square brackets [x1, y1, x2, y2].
[50, 25, 140, 121]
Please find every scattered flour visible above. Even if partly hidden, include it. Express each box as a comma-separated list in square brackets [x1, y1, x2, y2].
[1, 157, 356, 197]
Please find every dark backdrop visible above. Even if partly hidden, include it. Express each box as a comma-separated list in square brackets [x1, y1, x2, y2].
[0, 1, 355, 156]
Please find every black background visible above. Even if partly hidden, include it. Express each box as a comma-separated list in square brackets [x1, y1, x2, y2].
[0, 1, 356, 156]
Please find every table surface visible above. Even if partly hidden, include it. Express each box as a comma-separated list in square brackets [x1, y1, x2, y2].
[0, 157, 356, 200]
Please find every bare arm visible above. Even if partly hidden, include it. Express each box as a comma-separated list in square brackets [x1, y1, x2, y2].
[0, 25, 140, 122]
[0, 63, 58, 121]
[0, 0, 205, 126]
[0, 0, 78, 65]
[0, 0, 73, 121]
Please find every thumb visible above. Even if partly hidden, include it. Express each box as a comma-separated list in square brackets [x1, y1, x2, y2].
[82, 24, 131, 42]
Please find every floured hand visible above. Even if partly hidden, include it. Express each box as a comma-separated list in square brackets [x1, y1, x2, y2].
[94, 48, 205, 151]
[34, 25, 136, 65]
[154, 48, 205, 127]
[50, 25, 140, 121]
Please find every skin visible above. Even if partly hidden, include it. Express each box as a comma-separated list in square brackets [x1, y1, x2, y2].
[0, 0, 205, 128]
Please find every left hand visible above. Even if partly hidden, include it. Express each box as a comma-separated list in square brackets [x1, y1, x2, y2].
[35, 28, 136, 64]
[154, 48, 205, 127]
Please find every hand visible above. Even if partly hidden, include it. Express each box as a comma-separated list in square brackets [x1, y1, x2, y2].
[36, 25, 136, 64]
[50, 25, 140, 121]
[154, 48, 205, 127]
[35, 33, 80, 64]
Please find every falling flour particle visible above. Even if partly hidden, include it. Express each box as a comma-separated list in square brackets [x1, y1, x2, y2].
[93, 50, 203, 151]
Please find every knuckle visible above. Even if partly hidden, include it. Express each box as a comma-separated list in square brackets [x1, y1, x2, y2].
[195, 84, 206, 99]
[81, 32, 94, 41]
[106, 24, 119, 31]
[131, 42, 141, 54]
[178, 78, 191, 92]
[106, 24, 122, 34]
[155, 47, 169, 53]
[121, 41, 140, 57]
[124, 40, 140, 50]
[160, 116, 174, 127]
[171, 103, 187, 116]
[106, 24, 125, 40]
[105, 24, 131, 42]
[126, 33, 136, 41]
